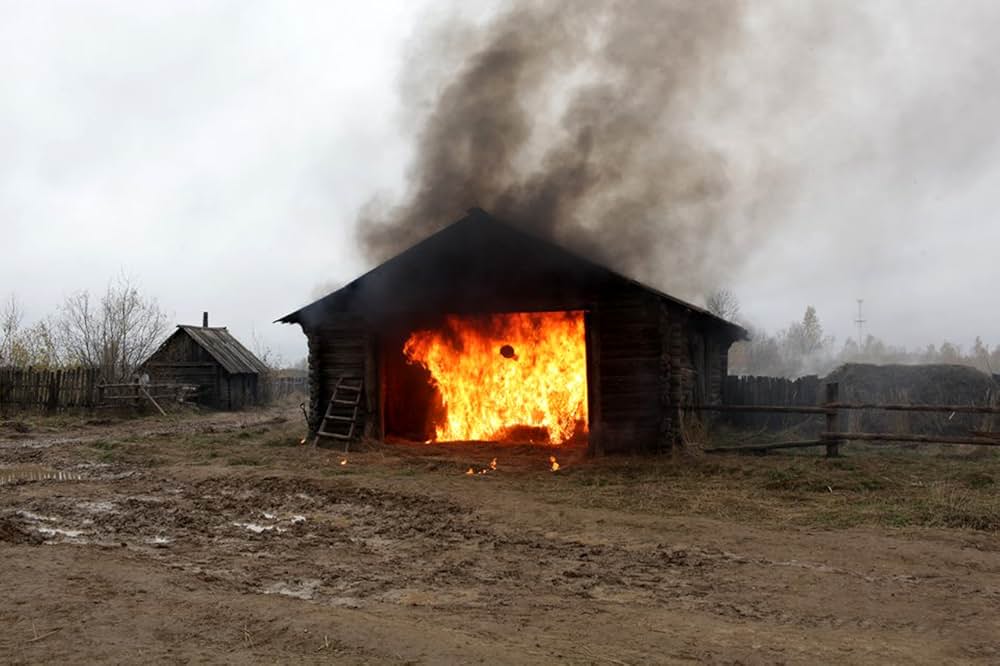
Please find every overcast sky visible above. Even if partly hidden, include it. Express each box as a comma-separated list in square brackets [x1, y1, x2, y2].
[3, 1, 999, 364]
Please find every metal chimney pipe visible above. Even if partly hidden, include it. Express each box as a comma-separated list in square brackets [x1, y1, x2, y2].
[203, 312, 209, 327]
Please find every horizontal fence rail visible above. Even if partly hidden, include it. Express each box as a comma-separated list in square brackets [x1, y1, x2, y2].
[692, 381, 1000, 456]
[692, 404, 833, 415]
[1, 367, 200, 414]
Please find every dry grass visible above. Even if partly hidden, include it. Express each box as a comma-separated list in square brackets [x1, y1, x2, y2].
[538, 450, 1000, 531]
[17, 407, 1000, 533]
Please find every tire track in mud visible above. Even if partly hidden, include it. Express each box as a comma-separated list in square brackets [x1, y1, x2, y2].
[5, 472, 990, 638]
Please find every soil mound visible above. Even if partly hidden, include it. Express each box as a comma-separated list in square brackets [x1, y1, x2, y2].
[823, 363, 999, 435]
[0, 514, 43, 545]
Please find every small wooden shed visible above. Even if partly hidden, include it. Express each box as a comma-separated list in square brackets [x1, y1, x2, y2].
[142, 315, 270, 410]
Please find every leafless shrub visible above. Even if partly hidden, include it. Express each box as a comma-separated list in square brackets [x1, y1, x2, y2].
[0, 295, 60, 367]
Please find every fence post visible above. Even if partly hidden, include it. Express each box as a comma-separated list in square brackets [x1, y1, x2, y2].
[825, 382, 842, 457]
[47, 370, 61, 414]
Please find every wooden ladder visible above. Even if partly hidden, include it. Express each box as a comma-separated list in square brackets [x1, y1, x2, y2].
[314, 376, 364, 449]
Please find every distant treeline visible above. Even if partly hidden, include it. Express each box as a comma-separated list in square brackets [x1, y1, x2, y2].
[706, 289, 999, 379]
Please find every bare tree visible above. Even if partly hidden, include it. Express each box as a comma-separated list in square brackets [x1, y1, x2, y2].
[0, 294, 24, 365]
[55, 274, 170, 381]
[705, 288, 741, 322]
[250, 326, 283, 371]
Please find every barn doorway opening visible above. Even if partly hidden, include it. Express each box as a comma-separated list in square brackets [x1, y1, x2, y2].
[382, 311, 588, 445]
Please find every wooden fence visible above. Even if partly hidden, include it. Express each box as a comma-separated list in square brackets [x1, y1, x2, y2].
[267, 376, 308, 401]
[721, 375, 820, 428]
[97, 382, 200, 414]
[1, 366, 309, 415]
[694, 382, 1000, 456]
[0, 367, 102, 413]
[1, 367, 197, 415]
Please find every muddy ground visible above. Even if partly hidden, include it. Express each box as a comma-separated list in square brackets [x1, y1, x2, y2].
[1, 406, 998, 664]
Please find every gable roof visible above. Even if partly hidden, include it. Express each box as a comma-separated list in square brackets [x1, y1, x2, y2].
[279, 208, 747, 338]
[171, 325, 271, 375]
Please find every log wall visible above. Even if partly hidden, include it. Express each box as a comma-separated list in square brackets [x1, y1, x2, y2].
[304, 318, 371, 435]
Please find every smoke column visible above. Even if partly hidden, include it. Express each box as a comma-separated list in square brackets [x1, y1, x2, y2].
[355, 0, 1000, 302]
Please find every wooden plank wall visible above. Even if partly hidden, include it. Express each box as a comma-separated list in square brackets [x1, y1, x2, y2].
[0, 367, 101, 414]
[594, 290, 662, 453]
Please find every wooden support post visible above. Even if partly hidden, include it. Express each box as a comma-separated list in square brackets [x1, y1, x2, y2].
[141, 387, 167, 416]
[825, 382, 841, 458]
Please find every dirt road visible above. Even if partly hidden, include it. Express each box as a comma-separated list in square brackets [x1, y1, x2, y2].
[1, 408, 998, 663]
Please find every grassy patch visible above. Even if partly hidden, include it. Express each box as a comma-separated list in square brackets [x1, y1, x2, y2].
[227, 457, 261, 466]
[533, 449, 1000, 532]
[262, 435, 303, 448]
[89, 439, 115, 451]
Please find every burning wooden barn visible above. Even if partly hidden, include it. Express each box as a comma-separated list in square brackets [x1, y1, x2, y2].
[142, 314, 271, 410]
[279, 209, 746, 454]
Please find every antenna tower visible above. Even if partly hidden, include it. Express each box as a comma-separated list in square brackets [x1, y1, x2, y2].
[855, 299, 866, 347]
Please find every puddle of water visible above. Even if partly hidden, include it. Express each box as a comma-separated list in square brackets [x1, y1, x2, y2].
[37, 526, 85, 538]
[261, 579, 321, 600]
[233, 521, 283, 534]
[16, 510, 57, 523]
[76, 500, 116, 513]
[0, 466, 83, 485]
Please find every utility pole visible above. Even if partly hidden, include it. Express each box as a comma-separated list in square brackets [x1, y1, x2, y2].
[855, 299, 866, 350]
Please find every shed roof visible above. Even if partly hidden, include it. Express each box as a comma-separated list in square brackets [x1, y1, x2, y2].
[172, 325, 271, 375]
[279, 208, 747, 339]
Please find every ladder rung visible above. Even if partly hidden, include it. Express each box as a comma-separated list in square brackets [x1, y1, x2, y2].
[325, 405, 358, 417]
[317, 429, 350, 439]
[319, 377, 363, 443]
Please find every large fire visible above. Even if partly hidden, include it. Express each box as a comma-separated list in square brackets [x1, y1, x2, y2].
[403, 311, 588, 444]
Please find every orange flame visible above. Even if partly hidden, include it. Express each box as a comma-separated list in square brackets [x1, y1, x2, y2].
[339, 458, 348, 466]
[465, 458, 499, 476]
[404, 312, 588, 444]
[549, 456, 560, 472]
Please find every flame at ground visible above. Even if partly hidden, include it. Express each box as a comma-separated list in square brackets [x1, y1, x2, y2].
[549, 456, 560, 472]
[404, 311, 588, 444]
[465, 458, 499, 476]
